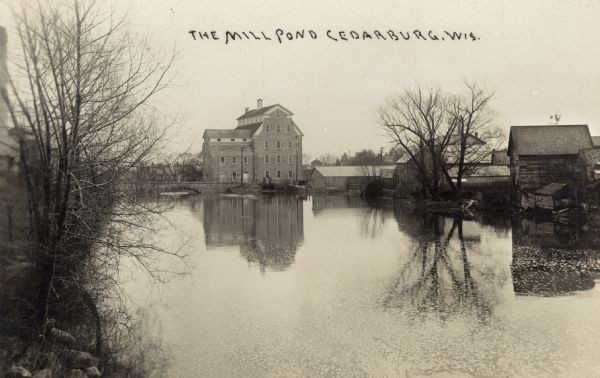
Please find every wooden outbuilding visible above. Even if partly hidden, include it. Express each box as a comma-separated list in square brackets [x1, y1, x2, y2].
[508, 125, 593, 193]
[521, 182, 572, 211]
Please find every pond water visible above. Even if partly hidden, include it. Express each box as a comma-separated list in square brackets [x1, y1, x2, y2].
[123, 194, 600, 377]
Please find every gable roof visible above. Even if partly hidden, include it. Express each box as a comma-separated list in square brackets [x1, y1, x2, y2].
[491, 149, 509, 165]
[236, 104, 294, 120]
[203, 129, 254, 139]
[292, 120, 304, 137]
[448, 133, 486, 146]
[314, 165, 396, 177]
[396, 154, 412, 164]
[395, 148, 424, 164]
[508, 125, 592, 156]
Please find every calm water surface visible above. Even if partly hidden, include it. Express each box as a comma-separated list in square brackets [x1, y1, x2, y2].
[123, 194, 600, 377]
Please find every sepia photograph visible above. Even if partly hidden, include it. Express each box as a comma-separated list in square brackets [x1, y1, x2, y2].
[1, 0, 600, 377]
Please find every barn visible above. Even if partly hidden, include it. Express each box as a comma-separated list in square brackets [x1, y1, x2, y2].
[508, 125, 593, 193]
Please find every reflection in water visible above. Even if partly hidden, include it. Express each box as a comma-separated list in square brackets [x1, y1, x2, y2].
[511, 218, 597, 296]
[311, 195, 365, 215]
[312, 195, 391, 238]
[384, 211, 497, 320]
[124, 195, 600, 377]
[202, 195, 304, 272]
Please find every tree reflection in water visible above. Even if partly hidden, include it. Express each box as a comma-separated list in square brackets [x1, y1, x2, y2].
[360, 200, 387, 239]
[384, 209, 496, 322]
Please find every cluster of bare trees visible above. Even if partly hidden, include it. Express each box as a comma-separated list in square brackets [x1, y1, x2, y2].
[309, 147, 405, 167]
[378, 82, 504, 199]
[2, 0, 179, 364]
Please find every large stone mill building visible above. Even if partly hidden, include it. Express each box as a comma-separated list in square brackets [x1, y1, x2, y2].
[202, 99, 303, 184]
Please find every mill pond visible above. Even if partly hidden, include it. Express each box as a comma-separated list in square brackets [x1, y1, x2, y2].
[121, 194, 600, 377]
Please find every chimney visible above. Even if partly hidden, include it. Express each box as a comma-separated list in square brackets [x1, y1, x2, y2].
[257, 98, 263, 109]
[245, 107, 249, 113]
[474, 132, 479, 138]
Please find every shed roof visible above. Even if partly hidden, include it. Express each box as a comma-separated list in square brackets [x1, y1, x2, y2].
[203, 129, 254, 139]
[579, 147, 600, 165]
[508, 125, 592, 156]
[314, 165, 396, 177]
[534, 183, 568, 196]
[235, 122, 263, 134]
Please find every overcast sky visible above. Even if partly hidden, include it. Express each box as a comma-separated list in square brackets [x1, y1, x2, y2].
[3, 0, 600, 159]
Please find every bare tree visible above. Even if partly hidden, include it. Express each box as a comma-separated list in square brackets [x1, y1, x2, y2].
[2, 0, 178, 346]
[445, 82, 504, 199]
[378, 84, 456, 199]
[378, 82, 502, 200]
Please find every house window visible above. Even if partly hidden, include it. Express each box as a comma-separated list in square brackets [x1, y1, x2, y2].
[276, 155, 281, 164]
[276, 170, 281, 178]
[232, 171, 237, 180]
[243, 156, 248, 164]
[276, 141, 281, 149]
[288, 155, 293, 164]
[217, 138, 222, 142]
[277, 125, 281, 133]
[242, 138, 247, 141]
[288, 170, 293, 178]
[265, 170, 270, 178]
[230, 138, 235, 142]
[265, 125, 271, 133]
[232, 156, 237, 164]
[287, 124, 291, 133]
[264, 155, 270, 164]
[287, 141, 292, 149]
[220, 157, 225, 164]
[264, 140, 269, 149]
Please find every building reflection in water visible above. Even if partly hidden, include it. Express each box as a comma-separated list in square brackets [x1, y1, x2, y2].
[384, 205, 513, 321]
[202, 195, 304, 273]
[511, 218, 597, 296]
